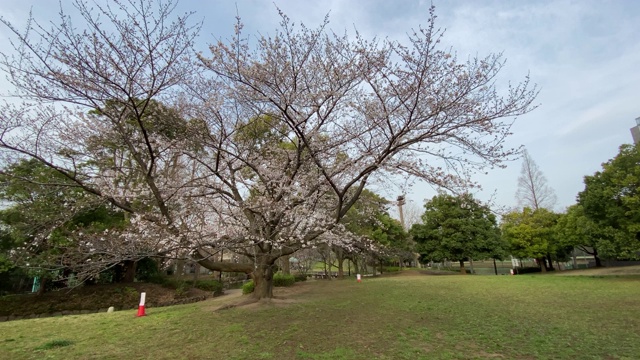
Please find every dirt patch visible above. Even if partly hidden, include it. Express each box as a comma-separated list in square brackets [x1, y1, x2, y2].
[0, 282, 212, 318]
[555, 265, 640, 276]
[208, 281, 314, 311]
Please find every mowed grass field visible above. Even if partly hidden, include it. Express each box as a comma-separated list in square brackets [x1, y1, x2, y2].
[1, 272, 639, 359]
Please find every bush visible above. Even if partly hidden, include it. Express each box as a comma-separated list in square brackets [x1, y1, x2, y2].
[135, 257, 162, 282]
[273, 273, 295, 287]
[192, 279, 223, 295]
[242, 280, 254, 294]
[174, 282, 189, 297]
[293, 273, 307, 282]
[164, 278, 223, 295]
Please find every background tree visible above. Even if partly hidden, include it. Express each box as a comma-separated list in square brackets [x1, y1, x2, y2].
[410, 193, 503, 274]
[516, 149, 557, 210]
[0, 1, 537, 299]
[0, 159, 132, 291]
[577, 144, 640, 260]
[501, 207, 559, 272]
[555, 204, 606, 267]
[339, 189, 410, 276]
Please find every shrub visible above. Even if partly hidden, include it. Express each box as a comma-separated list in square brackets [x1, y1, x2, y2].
[273, 273, 295, 287]
[242, 280, 254, 294]
[145, 272, 169, 285]
[135, 257, 162, 282]
[175, 282, 190, 297]
[293, 273, 307, 282]
[164, 278, 185, 289]
[382, 266, 401, 272]
[192, 279, 223, 295]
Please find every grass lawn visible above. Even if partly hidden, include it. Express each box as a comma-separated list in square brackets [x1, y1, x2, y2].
[1, 272, 639, 359]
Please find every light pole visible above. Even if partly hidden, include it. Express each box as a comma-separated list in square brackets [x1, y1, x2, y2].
[397, 195, 406, 230]
[397, 195, 406, 268]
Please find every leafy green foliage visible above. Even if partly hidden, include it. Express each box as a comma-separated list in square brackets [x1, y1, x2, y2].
[342, 189, 411, 256]
[410, 193, 504, 263]
[501, 207, 558, 263]
[242, 280, 255, 294]
[273, 273, 295, 287]
[578, 143, 640, 259]
[0, 159, 128, 284]
[293, 273, 308, 282]
[555, 205, 606, 264]
[191, 279, 223, 295]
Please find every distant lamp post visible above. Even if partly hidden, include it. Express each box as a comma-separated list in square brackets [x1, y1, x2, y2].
[397, 195, 406, 230]
[630, 116, 640, 144]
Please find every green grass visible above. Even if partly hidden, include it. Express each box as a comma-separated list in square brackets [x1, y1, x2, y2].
[1, 273, 639, 359]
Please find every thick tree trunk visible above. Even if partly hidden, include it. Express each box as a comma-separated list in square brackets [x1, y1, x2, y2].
[251, 256, 276, 300]
[280, 255, 291, 275]
[546, 254, 554, 271]
[459, 260, 467, 275]
[123, 260, 136, 283]
[37, 277, 46, 295]
[493, 258, 498, 275]
[337, 257, 345, 279]
[537, 258, 547, 273]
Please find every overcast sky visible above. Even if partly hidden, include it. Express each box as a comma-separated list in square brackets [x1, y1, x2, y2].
[1, 0, 639, 214]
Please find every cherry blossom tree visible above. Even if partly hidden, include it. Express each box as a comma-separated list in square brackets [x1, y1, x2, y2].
[0, 1, 538, 299]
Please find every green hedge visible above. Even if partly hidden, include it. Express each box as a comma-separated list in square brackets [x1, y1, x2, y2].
[293, 273, 307, 282]
[242, 280, 254, 294]
[192, 279, 224, 295]
[273, 273, 295, 287]
[165, 278, 224, 295]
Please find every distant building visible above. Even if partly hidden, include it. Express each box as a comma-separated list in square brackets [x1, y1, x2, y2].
[631, 117, 640, 144]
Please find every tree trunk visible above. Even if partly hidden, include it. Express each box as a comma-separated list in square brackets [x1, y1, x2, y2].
[280, 255, 291, 275]
[469, 258, 475, 274]
[593, 248, 602, 267]
[251, 256, 276, 300]
[123, 260, 136, 283]
[493, 258, 498, 275]
[175, 259, 185, 277]
[537, 258, 547, 273]
[193, 263, 200, 281]
[37, 277, 46, 296]
[337, 257, 345, 279]
[546, 254, 554, 271]
[459, 260, 467, 275]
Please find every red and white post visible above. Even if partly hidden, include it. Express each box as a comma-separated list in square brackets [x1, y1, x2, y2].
[356, 274, 361, 283]
[136, 292, 146, 317]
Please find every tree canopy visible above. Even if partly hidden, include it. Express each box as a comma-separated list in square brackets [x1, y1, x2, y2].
[0, 1, 537, 298]
[577, 143, 640, 260]
[410, 193, 504, 273]
[501, 207, 560, 271]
